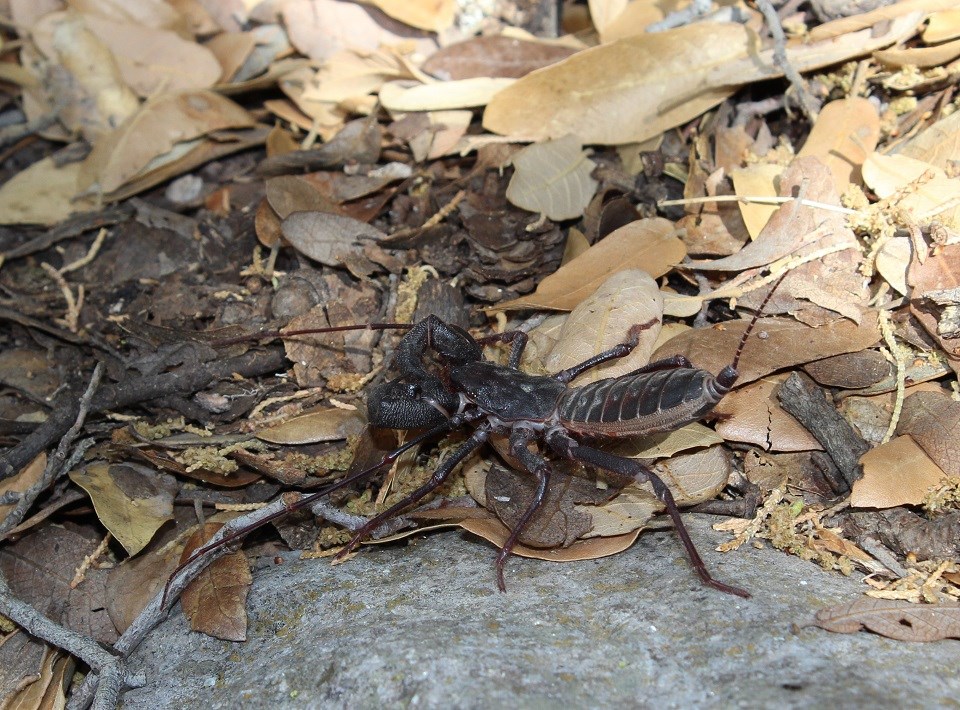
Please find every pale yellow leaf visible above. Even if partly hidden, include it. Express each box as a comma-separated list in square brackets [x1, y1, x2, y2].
[797, 97, 880, 190]
[483, 23, 754, 145]
[730, 163, 782, 238]
[874, 37, 960, 68]
[360, 0, 455, 32]
[853, 435, 946, 508]
[924, 9, 960, 43]
[505, 135, 598, 221]
[588, 0, 629, 32]
[862, 152, 960, 230]
[379, 77, 515, 111]
[0, 158, 97, 226]
[69, 463, 178, 555]
[282, 0, 436, 63]
[875, 236, 911, 296]
[597, 0, 669, 42]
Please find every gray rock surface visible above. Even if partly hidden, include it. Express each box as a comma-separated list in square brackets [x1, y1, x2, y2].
[123, 518, 959, 708]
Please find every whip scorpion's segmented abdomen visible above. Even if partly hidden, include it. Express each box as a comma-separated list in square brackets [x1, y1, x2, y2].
[557, 366, 733, 437]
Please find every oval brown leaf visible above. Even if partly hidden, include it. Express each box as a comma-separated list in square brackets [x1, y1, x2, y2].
[505, 135, 598, 220]
[650, 315, 882, 388]
[422, 35, 577, 80]
[256, 407, 365, 445]
[281, 211, 386, 267]
[179, 522, 252, 642]
[813, 598, 960, 642]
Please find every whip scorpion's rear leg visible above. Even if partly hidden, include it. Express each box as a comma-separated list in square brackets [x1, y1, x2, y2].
[491, 426, 553, 591]
[546, 430, 750, 599]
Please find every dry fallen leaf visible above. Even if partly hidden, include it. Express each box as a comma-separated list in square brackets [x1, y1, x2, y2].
[421, 35, 578, 80]
[713, 375, 823, 452]
[862, 153, 960, 230]
[505, 135, 598, 221]
[853, 435, 946, 508]
[79, 90, 255, 194]
[0, 158, 97, 226]
[379, 78, 515, 112]
[359, 0, 456, 33]
[729, 163, 783, 238]
[649, 315, 881, 388]
[255, 408, 365, 445]
[458, 516, 642, 562]
[896, 391, 960, 475]
[179, 522, 252, 642]
[540, 268, 663, 384]
[492, 218, 685, 311]
[0, 453, 45, 521]
[68, 463, 179, 556]
[796, 97, 880, 190]
[483, 23, 755, 145]
[281, 211, 387, 268]
[812, 597, 960, 642]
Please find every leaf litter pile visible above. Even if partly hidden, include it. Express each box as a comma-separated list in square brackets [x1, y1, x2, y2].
[1, 0, 960, 704]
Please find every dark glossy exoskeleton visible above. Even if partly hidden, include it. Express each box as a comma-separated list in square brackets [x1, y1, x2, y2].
[175, 286, 784, 602]
[332, 310, 763, 598]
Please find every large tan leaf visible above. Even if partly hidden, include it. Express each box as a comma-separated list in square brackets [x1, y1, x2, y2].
[483, 23, 755, 145]
[79, 90, 255, 194]
[79, 13, 221, 95]
[540, 268, 663, 384]
[796, 97, 880, 190]
[0, 158, 97, 226]
[853, 435, 946, 508]
[505, 135, 598, 221]
[492, 217, 685, 311]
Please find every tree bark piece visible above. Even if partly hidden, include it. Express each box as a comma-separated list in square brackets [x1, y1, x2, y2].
[776, 372, 868, 494]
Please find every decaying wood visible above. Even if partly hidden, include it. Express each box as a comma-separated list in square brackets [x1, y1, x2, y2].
[776, 372, 869, 494]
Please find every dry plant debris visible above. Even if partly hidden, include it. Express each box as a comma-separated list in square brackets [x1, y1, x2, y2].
[0, 0, 960, 705]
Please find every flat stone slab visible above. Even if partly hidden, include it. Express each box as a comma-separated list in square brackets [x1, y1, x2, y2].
[123, 517, 960, 708]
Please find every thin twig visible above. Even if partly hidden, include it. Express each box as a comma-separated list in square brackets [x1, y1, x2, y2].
[0, 363, 103, 536]
[658, 194, 857, 215]
[755, 0, 819, 120]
